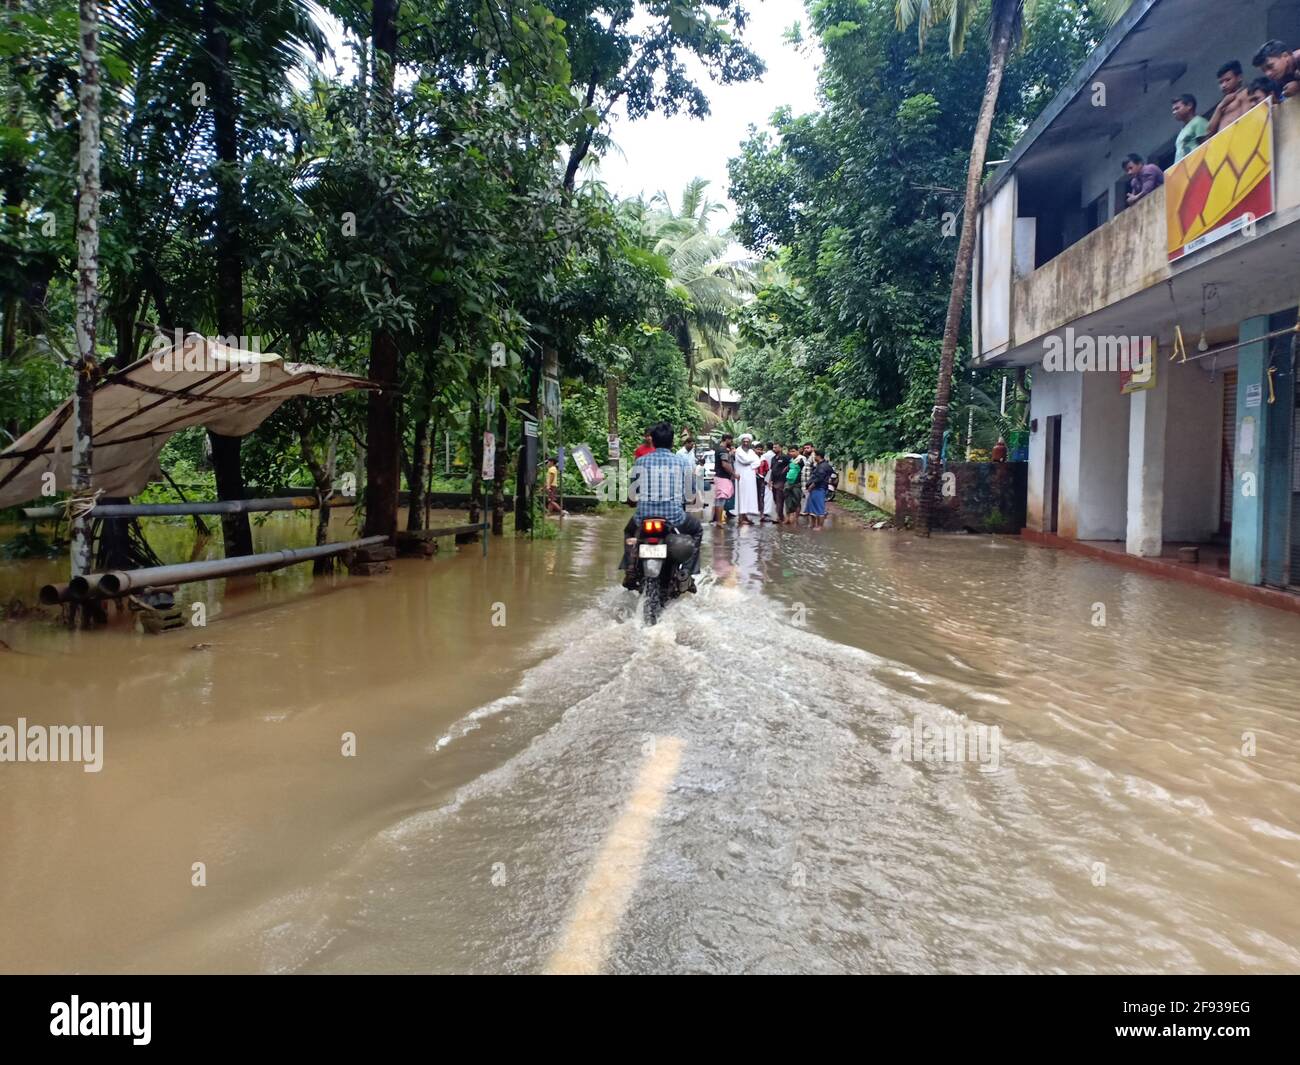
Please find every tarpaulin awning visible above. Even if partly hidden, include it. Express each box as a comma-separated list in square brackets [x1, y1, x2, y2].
[0, 334, 377, 509]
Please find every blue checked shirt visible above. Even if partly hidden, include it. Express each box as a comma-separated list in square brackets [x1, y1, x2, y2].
[629, 448, 697, 523]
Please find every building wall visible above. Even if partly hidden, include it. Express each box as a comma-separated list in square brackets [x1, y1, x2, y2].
[1161, 362, 1223, 541]
[1077, 372, 1130, 540]
[893, 459, 1027, 533]
[1014, 190, 1170, 345]
[1026, 370, 1081, 534]
[977, 179, 1016, 359]
[839, 459, 896, 513]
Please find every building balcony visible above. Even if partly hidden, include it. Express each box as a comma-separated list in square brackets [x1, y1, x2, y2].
[976, 96, 1300, 367]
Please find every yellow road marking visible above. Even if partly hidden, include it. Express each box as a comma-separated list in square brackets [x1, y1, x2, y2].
[544, 735, 685, 975]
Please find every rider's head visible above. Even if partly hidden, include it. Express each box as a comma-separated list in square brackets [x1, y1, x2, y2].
[650, 421, 674, 450]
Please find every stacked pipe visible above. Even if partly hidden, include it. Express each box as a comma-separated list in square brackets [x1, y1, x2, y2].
[42, 536, 388, 603]
[22, 494, 357, 521]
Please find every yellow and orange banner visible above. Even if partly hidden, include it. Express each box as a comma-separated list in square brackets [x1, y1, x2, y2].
[1165, 101, 1274, 262]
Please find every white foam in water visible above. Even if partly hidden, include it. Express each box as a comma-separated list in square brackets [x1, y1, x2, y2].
[431, 695, 523, 752]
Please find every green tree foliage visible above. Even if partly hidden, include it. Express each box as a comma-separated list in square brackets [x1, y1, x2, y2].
[727, 0, 1112, 461]
[1, 1, 763, 536]
[617, 325, 697, 442]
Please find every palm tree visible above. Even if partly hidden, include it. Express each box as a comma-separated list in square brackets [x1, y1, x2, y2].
[895, 0, 1134, 534]
[640, 178, 756, 385]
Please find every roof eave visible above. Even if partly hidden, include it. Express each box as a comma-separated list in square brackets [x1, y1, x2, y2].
[981, 0, 1164, 204]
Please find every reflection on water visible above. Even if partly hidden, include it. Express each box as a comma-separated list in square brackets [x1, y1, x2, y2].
[1, 511, 1298, 973]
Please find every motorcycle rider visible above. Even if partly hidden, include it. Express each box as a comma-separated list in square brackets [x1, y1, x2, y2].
[622, 420, 703, 590]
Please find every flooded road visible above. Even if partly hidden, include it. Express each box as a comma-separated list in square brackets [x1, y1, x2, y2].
[1, 510, 1299, 973]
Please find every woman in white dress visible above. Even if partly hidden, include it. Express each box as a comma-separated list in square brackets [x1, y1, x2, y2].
[733, 434, 761, 525]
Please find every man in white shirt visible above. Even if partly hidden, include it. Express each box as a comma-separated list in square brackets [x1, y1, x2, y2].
[678, 431, 703, 514]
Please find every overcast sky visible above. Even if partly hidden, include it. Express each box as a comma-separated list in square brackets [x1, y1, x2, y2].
[594, 1, 822, 226]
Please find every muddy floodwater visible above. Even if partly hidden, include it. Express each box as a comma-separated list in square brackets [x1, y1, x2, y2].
[1, 508, 1298, 974]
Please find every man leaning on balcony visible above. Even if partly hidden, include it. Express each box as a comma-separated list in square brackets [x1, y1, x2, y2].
[1123, 154, 1164, 206]
[1172, 94, 1209, 161]
[1254, 40, 1300, 99]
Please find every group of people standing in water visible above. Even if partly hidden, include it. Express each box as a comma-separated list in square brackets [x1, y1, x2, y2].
[704, 432, 836, 530]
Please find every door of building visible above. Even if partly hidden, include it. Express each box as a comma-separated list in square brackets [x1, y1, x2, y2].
[1220, 368, 1237, 537]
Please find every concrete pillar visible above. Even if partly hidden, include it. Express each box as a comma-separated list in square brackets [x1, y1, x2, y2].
[1229, 316, 1270, 585]
[1125, 372, 1167, 557]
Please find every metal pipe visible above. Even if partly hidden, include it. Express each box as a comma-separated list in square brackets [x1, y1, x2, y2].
[68, 535, 387, 600]
[38, 582, 74, 606]
[23, 494, 357, 521]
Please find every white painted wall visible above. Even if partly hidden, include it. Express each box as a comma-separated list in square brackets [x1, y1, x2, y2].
[1161, 361, 1224, 541]
[1030, 358, 1223, 545]
[978, 178, 1016, 357]
[1026, 368, 1083, 534]
[1126, 373, 1169, 556]
[838, 459, 896, 514]
[1076, 371, 1130, 540]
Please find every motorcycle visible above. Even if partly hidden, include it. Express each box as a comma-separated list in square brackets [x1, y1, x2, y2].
[625, 517, 696, 625]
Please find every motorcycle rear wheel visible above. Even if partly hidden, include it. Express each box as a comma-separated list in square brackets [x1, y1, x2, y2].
[643, 576, 663, 626]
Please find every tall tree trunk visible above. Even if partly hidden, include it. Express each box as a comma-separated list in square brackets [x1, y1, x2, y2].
[365, 329, 401, 538]
[917, 2, 1016, 536]
[492, 386, 507, 535]
[203, 0, 253, 556]
[300, 426, 337, 571]
[561, 71, 600, 193]
[2, 0, 29, 366]
[362, 0, 401, 540]
[70, 0, 101, 628]
[407, 404, 431, 531]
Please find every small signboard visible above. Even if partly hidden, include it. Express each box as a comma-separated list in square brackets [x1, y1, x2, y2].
[523, 419, 538, 438]
[1246, 383, 1263, 409]
[607, 433, 620, 460]
[481, 430, 495, 481]
[570, 444, 605, 488]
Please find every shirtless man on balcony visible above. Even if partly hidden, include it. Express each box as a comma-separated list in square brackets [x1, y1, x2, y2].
[1208, 61, 1254, 135]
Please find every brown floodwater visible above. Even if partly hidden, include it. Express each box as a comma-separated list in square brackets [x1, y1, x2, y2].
[0, 507, 1298, 973]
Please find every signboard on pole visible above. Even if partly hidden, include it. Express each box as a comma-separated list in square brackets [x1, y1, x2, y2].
[570, 444, 605, 488]
[481, 430, 495, 481]
[607, 434, 620, 460]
